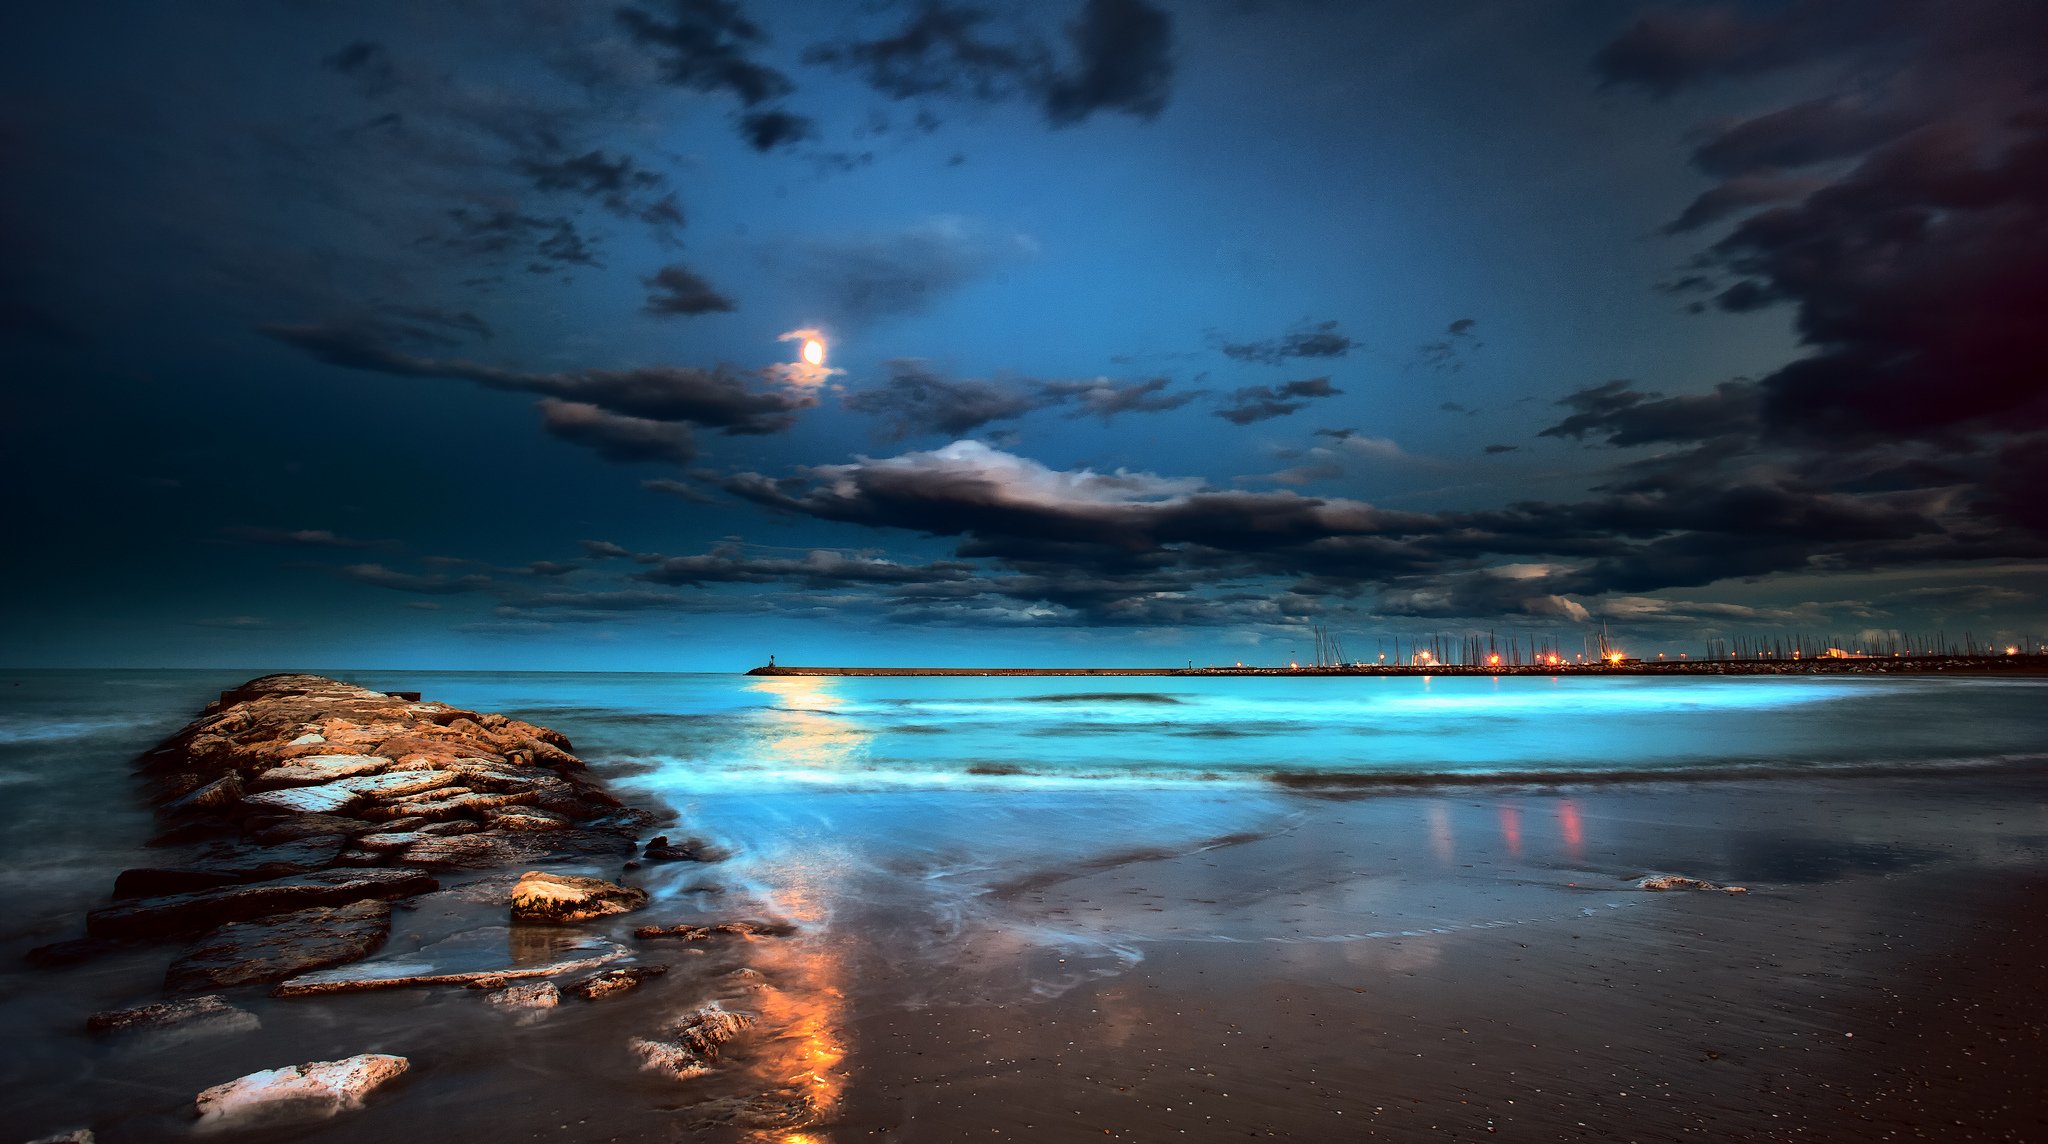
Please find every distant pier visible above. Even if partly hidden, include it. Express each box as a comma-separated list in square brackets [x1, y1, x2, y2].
[747, 655, 2048, 678]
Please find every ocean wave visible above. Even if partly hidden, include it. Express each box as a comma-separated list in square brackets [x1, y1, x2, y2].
[1014, 692, 1185, 704]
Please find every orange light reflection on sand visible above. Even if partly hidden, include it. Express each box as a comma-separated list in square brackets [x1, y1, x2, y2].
[1498, 804, 1522, 856]
[1557, 799, 1584, 859]
[733, 856, 851, 1140]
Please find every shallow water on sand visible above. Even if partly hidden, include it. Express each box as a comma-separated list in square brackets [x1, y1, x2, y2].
[3, 669, 2046, 1140]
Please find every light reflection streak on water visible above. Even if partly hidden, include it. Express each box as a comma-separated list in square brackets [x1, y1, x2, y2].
[1558, 799, 1585, 859]
[746, 676, 869, 778]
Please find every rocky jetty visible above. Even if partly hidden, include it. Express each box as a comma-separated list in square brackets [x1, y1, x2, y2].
[34, 674, 651, 972]
[26, 674, 830, 1135]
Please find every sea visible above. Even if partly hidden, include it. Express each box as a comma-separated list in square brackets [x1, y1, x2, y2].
[6, 667, 2045, 931]
[4, 668, 2046, 1138]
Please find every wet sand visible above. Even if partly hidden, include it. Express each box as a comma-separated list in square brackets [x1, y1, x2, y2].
[9, 774, 2048, 1141]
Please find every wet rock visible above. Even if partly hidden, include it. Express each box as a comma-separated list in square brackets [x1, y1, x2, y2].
[241, 782, 365, 817]
[484, 981, 560, 1009]
[631, 1004, 753, 1080]
[249, 814, 375, 844]
[87, 868, 435, 940]
[332, 769, 460, 799]
[194, 1053, 408, 1128]
[418, 818, 484, 836]
[401, 834, 527, 869]
[24, 1131, 96, 1144]
[1639, 874, 1749, 892]
[370, 788, 536, 822]
[490, 807, 569, 832]
[254, 755, 391, 787]
[275, 930, 626, 996]
[167, 900, 392, 990]
[87, 995, 258, 1035]
[634, 919, 796, 942]
[567, 964, 667, 1000]
[356, 831, 427, 854]
[114, 837, 348, 898]
[510, 871, 647, 924]
[165, 773, 244, 814]
[643, 835, 726, 863]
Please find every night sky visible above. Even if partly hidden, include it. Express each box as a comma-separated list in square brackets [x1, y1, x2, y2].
[4, 0, 2045, 670]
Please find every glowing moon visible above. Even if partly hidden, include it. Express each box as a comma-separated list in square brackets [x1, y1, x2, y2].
[801, 338, 826, 367]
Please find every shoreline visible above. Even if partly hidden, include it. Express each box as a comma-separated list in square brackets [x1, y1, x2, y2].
[748, 653, 2048, 677]
[10, 671, 2048, 1141]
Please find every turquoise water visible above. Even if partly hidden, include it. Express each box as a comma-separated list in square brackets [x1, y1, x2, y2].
[3, 667, 2044, 936]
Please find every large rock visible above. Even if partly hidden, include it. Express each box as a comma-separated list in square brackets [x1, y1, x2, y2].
[194, 1053, 408, 1128]
[87, 995, 258, 1036]
[113, 837, 348, 898]
[510, 871, 647, 924]
[86, 868, 435, 940]
[631, 1004, 753, 1080]
[166, 900, 392, 990]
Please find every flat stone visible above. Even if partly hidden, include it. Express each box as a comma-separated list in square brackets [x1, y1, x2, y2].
[332, 769, 460, 799]
[25, 1131, 96, 1144]
[568, 964, 667, 1000]
[87, 995, 259, 1036]
[113, 837, 348, 898]
[87, 868, 435, 940]
[356, 831, 427, 854]
[370, 788, 535, 822]
[274, 929, 626, 996]
[490, 807, 570, 831]
[1639, 874, 1748, 893]
[510, 871, 647, 924]
[195, 1053, 408, 1128]
[167, 901, 392, 990]
[631, 1004, 753, 1080]
[485, 981, 560, 1009]
[241, 783, 364, 816]
[255, 755, 391, 787]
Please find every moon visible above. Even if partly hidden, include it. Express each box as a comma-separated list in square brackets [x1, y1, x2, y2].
[801, 338, 826, 367]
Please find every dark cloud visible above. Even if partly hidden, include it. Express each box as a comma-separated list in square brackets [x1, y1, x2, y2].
[1215, 377, 1342, 425]
[1538, 380, 1761, 448]
[1602, 1, 2048, 446]
[1483, 444, 1519, 455]
[537, 399, 698, 465]
[616, 0, 811, 150]
[641, 263, 737, 317]
[517, 149, 676, 220]
[441, 208, 604, 270]
[843, 359, 1047, 439]
[1661, 172, 1823, 234]
[1220, 320, 1353, 365]
[842, 362, 1202, 438]
[579, 540, 635, 559]
[637, 541, 977, 588]
[642, 477, 717, 503]
[264, 322, 813, 432]
[804, 0, 1172, 128]
[1044, 0, 1175, 125]
[616, 0, 795, 106]
[737, 108, 818, 151]
[322, 41, 395, 96]
[1415, 317, 1480, 373]
[803, 3, 1044, 103]
[1044, 375, 1202, 420]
